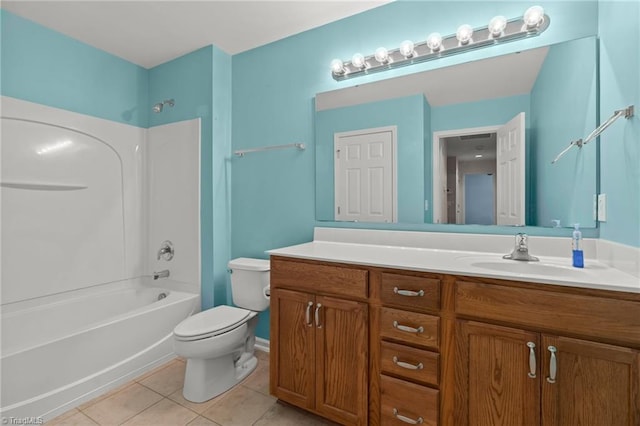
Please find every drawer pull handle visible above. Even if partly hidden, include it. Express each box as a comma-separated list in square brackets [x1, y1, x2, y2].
[394, 287, 425, 297]
[527, 341, 536, 378]
[315, 303, 322, 328]
[392, 356, 423, 370]
[546, 346, 557, 384]
[393, 321, 424, 334]
[393, 408, 423, 424]
[305, 301, 313, 327]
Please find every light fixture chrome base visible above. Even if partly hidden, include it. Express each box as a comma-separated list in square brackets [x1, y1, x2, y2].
[331, 14, 550, 81]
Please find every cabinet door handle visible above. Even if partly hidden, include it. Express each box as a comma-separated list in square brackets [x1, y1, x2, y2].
[305, 301, 313, 327]
[315, 303, 322, 328]
[546, 346, 557, 384]
[393, 356, 424, 370]
[393, 287, 425, 297]
[527, 342, 536, 378]
[393, 321, 424, 334]
[393, 408, 423, 424]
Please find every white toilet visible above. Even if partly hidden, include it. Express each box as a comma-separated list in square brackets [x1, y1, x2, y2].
[173, 257, 270, 403]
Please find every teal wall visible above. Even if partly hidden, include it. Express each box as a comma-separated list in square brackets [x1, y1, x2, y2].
[530, 37, 598, 229]
[598, 1, 640, 247]
[2, 9, 232, 311]
[316, 94, 426, 223]
[1, 10, 148, 127]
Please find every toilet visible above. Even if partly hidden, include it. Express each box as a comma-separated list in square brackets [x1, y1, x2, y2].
[173, 257, 270, 403]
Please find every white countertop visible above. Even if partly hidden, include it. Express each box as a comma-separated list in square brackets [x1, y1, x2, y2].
[268, 237, 640, 294]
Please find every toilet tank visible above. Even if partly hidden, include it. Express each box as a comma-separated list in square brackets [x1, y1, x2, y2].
[228, 257, 270, 312]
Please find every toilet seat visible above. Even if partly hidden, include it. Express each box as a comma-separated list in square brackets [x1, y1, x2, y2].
[174, 305, 252, 342]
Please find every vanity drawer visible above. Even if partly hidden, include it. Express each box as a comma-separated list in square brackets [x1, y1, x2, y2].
[270, 257, 368, 299]
[381, 341, 439, 386]
[456, 280, 640, 347]
[380, 307, 439, 349]
[380, 375, 439, 426]
[380, 272, 441, 312]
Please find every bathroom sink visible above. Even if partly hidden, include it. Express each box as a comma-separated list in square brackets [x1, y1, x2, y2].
[469, 260, 577, 277]
[454, 255, 579, 277]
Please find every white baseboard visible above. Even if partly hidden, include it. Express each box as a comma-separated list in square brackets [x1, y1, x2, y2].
[255, 337, 270, 353]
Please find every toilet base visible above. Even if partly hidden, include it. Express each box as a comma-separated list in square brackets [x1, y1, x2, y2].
[182, 352, 258, 403]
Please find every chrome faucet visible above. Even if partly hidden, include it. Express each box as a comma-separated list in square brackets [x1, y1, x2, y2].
[503, 233, 539, 261]
[157, 240, 174, 261]
[153, 269, 170, 280]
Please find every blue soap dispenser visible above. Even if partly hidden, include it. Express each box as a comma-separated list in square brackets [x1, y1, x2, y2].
[572, 223, 584, 268]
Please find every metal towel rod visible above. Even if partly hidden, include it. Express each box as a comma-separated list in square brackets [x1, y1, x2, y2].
[234, 143, 305, 157]
[552, 105, 634, 164]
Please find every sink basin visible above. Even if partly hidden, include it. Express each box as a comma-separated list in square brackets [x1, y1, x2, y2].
[469, 260, 578, 277]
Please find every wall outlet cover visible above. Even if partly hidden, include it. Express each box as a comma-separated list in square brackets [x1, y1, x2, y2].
[597, 193, 607, 222]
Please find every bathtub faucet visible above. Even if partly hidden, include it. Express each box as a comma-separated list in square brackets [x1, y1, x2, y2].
[153, 270, 170, 280]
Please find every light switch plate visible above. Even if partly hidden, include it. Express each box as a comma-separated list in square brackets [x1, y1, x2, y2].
[597, 193, 607, 222]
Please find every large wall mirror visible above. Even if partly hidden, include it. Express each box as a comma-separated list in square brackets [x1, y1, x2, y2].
[315, 36, 598, 229]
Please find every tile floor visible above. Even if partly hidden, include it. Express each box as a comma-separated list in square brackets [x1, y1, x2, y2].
[46, 351, 336, 426]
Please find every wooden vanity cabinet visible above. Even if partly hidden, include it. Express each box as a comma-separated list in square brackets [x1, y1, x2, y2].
[373, 270, 444, 426]
[270, 255, 640, 426]
[455, 278, 640, 426]
[269, 257, 369, 426]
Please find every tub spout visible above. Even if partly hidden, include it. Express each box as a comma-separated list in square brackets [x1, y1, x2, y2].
[153, 270, 170, 280]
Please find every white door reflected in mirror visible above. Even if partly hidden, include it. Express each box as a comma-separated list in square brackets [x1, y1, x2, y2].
[334, 126, 397, 223]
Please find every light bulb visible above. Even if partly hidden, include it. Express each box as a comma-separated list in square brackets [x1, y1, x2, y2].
[374, 47, 389, 64]
[523, 5, 545, 28]
[399, 40, 415, 58]
[330, 59, 345, 75]
[489, 15, 507, 37]
[456, 24, 474, 45]
[351, 53, 366, 69]
[426, 33, 443, 51]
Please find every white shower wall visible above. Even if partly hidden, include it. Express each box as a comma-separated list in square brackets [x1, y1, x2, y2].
[146, 120, 201, 288]
[0, 97, 200, 305]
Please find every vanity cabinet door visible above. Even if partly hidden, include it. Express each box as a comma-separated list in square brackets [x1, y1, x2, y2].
[270, 287, 369, 425]
[270, 288, 315, 410]
[541, 335, 640, 426]
[315, 295, 368, 425]
[455, 320, 541, 426]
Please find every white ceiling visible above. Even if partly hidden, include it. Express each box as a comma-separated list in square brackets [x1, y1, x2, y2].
[2, 0, 392, 68]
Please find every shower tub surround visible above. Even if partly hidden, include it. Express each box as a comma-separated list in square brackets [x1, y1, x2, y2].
[0, 97, 201, 421]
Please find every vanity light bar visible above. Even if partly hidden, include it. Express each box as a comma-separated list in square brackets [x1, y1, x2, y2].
[331, 6, 550, 81]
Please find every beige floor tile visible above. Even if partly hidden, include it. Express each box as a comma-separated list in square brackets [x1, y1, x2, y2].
[255, 350, 269, 362]
[76, 381, 137, 411]
[167, 387, 222, 414]
[134, 357, 180, 382]
[240, 359, 270, 396]
[121, 398, 198, 426]
[82, 382, 163, 425]
[46, 409, 99, 425]
[187, 416, 221, 426]
[201, 386, 276, 426]
[253, 402, 338, 426]
[138, 359, 186, 396]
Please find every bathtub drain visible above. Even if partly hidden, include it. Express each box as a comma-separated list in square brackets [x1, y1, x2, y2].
[157, 292, 167, 300]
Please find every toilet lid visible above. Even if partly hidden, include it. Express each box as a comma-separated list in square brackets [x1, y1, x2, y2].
[174, 305, 251, 339]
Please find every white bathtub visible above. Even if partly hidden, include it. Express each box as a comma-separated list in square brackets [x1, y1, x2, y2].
[0, 277, 199, 421]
